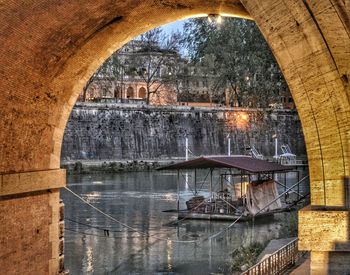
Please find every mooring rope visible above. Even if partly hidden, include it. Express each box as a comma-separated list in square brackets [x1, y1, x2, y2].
[65, 217, 136, 233]
[63, 186, 243, 243]
[205, 212, 244, 240]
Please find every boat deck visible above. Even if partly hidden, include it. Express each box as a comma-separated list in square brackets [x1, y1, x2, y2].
[177, 207, 291, 222]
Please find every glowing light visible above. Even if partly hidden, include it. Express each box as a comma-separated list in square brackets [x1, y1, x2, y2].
[166, 239, 173, 272]
[241, 113, 248, 120]
[182, 13, 208, 20]
[219, 13, 238, 18]
[208, 14, 223, 24]
[83, 246, 94, 273]
[219, 12, 252, 20]
[225, 111, 249, 130]
[217, 15, 222, 24]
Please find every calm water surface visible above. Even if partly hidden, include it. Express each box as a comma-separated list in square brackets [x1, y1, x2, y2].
[62, 170, 308, 275]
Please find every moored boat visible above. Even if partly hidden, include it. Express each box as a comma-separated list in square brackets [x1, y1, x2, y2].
[159, 155, 308, 222]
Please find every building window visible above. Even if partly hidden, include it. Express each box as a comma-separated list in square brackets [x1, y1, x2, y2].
[139, 87, 146, 99]
[127, 87, 134, 98]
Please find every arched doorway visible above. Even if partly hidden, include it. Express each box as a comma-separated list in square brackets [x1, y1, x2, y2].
[139, 87, 147, 99]
[126, 86, 134, 98]
[0, 1, 349, 274]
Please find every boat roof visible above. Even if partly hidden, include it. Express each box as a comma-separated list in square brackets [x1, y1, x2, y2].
[158, 155, 292, 173]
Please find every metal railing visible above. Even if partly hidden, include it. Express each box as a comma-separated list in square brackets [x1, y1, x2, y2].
[241, 238, 301, 275]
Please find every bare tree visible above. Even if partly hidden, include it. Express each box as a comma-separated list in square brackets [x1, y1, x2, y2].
[129, 28, 181, 104]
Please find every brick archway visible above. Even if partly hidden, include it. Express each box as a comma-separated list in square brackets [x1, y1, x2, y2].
[0, 1, 349, 274]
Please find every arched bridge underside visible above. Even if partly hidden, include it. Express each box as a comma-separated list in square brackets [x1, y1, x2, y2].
[0, 1, 349, 274]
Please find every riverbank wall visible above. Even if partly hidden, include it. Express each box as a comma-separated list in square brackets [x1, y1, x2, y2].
[61, 103, 306, 173]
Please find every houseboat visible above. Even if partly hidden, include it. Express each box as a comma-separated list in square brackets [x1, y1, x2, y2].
[159, 155, 307, 221]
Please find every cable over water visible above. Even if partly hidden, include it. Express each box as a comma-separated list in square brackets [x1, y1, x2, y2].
[63, 186, 243, 244]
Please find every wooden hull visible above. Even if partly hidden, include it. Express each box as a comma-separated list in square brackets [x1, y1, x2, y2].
[177, 208, 291, 222]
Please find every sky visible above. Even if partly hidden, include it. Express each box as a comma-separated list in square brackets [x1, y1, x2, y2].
[161, 19, 186, 36]
[161, 19, 189, 56]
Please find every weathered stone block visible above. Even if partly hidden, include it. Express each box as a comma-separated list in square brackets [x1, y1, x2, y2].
[59, 237, 64, 256]
[0, 192, 51, 275]
[59, 221, 64, 239]
[311, 251, 350, 275]
[59, 200, 65, 221]
[299, 206, 350, 252]
[0, 169, 66, 196]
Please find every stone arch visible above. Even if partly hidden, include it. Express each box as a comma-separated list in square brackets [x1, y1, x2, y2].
[0, 1, 349, 274]
[126, 86, 134, 98]
[139, 87, 147, 99]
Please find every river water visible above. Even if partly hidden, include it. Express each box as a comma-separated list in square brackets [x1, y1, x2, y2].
[62, 169, 308, 275]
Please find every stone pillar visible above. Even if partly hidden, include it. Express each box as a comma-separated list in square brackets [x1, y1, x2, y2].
[0, 169, 66, 275]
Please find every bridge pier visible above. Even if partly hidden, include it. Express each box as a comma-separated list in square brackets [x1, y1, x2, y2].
[299, 206, 350, 274]
[0, 170, 66, 275]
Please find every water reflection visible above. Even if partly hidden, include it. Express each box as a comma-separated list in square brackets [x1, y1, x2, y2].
[62, 170, 308, 274]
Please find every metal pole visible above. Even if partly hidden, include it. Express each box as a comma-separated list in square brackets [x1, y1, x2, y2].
[228, 136, 231, 156]
[240, 171, 243, 199]
[284, 172, 287, 201]
[177, 169, 180, 213]
[275, 179, 302, 197]
[220, 173, 223, 191]
[185, 137, 189, 191]
[210, 168, 213, 200]
[275, 137, 278, 159]
[246, 175, 251, 206]
[195, 168, 197, 195]
[185, 137, 189, 161]
[297, 170, 300, 200]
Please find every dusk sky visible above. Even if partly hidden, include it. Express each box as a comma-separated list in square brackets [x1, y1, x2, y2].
[161, 19, 186, 35]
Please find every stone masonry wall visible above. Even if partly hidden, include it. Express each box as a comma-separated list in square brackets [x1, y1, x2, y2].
[61, 103, 306, 161]
[1, 192, 51, 275]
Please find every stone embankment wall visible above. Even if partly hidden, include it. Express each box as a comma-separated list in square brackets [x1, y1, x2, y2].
[61, 103, 306, 164]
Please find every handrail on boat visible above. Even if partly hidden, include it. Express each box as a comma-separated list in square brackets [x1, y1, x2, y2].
[274, 179, 303, 197]
[253, 175, 309, 217]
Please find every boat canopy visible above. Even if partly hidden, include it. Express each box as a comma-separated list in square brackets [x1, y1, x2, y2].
[158, 155, 292, 173]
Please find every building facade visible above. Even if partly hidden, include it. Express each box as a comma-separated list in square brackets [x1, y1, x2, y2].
[81, 40, 294, 109]
[81, 40, 179, 105]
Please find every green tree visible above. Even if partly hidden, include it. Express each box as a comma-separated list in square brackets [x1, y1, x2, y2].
[182, 17, 289, 108]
